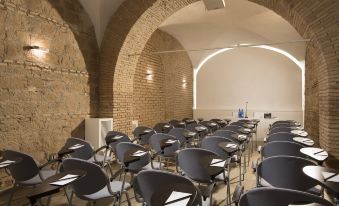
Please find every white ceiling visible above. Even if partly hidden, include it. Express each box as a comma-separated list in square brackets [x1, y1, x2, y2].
[159, 0, 306, 68]
[78, 0, 306, 68]
[79, 0, 125, 45]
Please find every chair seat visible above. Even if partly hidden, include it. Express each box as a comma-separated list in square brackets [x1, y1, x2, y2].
[83, 181, 131, 200]
[18, 169, 56, 185]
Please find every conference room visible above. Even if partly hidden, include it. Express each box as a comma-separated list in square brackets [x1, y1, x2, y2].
[0, 0, 338, 205]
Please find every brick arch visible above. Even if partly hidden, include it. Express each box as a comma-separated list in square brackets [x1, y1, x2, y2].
[100, 0, 339, 160]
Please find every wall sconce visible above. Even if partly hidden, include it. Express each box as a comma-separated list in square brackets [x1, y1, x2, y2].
[182, 79, 187, 88]
[23, 45, 49, 58]
[146, 69, 153, 81]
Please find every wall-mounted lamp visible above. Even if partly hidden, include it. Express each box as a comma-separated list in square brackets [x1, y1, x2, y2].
[146, 69, 153, 81]
[182, 79, 187, 88]
[23, 45, 49, 53]
[24, 45, 49, 59]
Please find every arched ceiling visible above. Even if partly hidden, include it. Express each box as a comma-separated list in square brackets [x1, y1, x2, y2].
[79, 0, 306, 68]
[159, 0, 306, 68]
[78, 0, 125, 45]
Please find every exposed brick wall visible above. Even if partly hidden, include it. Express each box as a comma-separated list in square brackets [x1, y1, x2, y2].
[132, 30, 193, 130]
[101, 0, 339, 161]
[0, 0, 99, 188]
[100, 0, 198, 134]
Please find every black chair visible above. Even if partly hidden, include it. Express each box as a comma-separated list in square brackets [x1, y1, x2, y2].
[105, 131, 131, 162]
[269, 127, 293, 135]
[149, 133, 180, 170]
[133, 170, 202, 206]
[239, 187, 332, 206]
[210, 119, 227, 128]
[186, 123, 208, 146]
[214, 129, 248, 178]
[153, 122, 174, 134]
[62, 158, 131, 206]
[266, 132, 298, 143]
[3, 150, 58, 205]
[132, 126, 156, 145]
[105, 131, 131, 153]
[169, 119, 186, 128]
[63, 137, 111, 166]
[168, 127, 195, 148]
[177, 148, 225, 205]
[257, 156, 322, 196]
[200, 121, 219, 133]
[261, 141, 305, 159]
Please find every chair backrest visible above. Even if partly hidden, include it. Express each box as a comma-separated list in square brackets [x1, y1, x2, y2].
[239, 187, 333, 206]
[272, 120, 296, 126]
[168, 128, 191, 146]
[238, 119, 251, 123]
[214, 130, 242, 144]
[269, 127, 293, 135]
[200, 121, 219, 133]
[153, 122, 174, 134]
[133, 126, 156, 145]
[2, 150, 40, 182]
[65, 137, 94, 160]
[62, 158, 108, 196]
[271, 123, 296, 129]
[149, 133, 180, 156]
[105, 131, 131, 153]
[185, 122, 198, 132]
[267, 132, 296, 143]
[183, 118, 197, 125]
[261, 141, 305, 159]
[230, 122, 245, 127]
[115, 142, 151, 172]
[223, 125, 242, 134]
[201, 136, 233, 159]
[257, 156, 318, 192]
[210, 119, 226, 128]
[177, 148, 217, 183]
[134, 170, 202, 206]
[169, 119, 185, 128]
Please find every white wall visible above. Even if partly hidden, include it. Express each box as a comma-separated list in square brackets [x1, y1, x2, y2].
[194, 47, 303, 137]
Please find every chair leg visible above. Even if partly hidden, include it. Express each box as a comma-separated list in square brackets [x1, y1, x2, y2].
[209, 192, 213, 206]
[46, 195, 52, 206]
[124, 190, 131, 206]
[64, 188, 73, 206]
[227, 180, 231, 206]
[6, 184, 17, 206]
[119, 172, 127, 206]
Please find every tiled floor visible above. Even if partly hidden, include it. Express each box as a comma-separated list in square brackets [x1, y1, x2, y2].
[0, 150, 259, 206]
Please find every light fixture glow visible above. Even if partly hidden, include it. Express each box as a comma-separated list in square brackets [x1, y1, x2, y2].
[182, 78, 187, 88]
[24, 45, 49, 59]
[146, 69, 153, 81]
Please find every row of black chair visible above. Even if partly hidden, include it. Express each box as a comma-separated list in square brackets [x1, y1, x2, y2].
[247, 120, 334, 206]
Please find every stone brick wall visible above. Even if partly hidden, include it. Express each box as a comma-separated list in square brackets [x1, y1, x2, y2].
[0, 0, 99, 188]
[133, 30, 193, 129]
